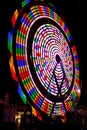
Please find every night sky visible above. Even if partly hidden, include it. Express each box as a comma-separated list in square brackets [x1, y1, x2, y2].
[0, 0, 87, 105]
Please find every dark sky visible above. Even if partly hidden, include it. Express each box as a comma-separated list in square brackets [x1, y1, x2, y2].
[0, 0, 87, 105]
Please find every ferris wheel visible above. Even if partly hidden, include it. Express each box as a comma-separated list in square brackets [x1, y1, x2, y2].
[8, 0, 81, 121]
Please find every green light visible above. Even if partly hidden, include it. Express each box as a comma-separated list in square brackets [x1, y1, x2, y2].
[8, 32, 13, 53]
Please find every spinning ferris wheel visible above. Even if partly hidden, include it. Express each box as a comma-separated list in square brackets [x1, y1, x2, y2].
[8, 0, 81, 121]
